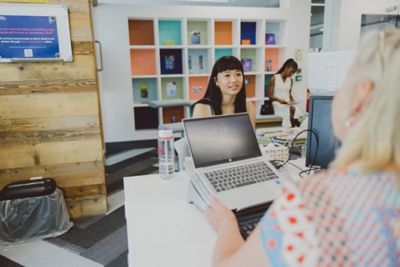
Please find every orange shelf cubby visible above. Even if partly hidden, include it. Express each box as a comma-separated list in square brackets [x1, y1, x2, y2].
[244, 75, 256, 98]
[264, 48, 281, 72]
[214, 21, 233, 45]
[188, 76, 209, 101]
[130, 49, 156, 75]
[128, 20, 155, 45]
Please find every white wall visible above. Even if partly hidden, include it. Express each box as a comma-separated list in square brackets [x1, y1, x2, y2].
[335, 0, 400, 50]
[93, 1, 310, 142]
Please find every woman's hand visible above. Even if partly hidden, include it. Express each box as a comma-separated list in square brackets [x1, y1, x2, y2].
[278, 98, 289, 105]
[205, 197, 239, 234]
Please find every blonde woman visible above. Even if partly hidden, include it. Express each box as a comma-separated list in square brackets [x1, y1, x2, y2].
[204, 28, 400, 267]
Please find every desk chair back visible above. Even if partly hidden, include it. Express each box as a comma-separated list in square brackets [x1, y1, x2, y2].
[174, 137, 190, 171]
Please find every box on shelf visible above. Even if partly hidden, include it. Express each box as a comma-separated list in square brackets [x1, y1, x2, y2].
[191, 31, 201, 44]
[164, 39, 176, 46]
[166, 82, 177, 97]
[241, 39, 251, 45]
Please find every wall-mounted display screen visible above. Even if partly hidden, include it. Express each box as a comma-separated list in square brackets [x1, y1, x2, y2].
[0, 3, 73, 62]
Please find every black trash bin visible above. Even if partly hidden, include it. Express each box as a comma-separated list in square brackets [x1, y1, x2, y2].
[0, 178, 73, 244]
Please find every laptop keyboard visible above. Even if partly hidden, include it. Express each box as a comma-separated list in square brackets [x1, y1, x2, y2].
[235, 201, 272, 239]
[204, 161, 277, 192]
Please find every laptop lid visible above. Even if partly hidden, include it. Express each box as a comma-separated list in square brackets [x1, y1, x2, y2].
[183, 113, 261, 168]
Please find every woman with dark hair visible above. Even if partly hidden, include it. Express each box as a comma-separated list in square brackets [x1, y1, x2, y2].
[191, 56, 256, 128]
[267, 58, 298, 128]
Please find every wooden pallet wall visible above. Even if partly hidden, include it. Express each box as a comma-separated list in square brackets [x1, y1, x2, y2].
[0, 0, 107, 219]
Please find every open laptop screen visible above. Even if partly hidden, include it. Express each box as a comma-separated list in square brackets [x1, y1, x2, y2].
[183, 113, 261, 168]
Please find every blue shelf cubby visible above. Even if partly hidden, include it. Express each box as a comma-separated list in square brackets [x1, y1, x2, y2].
[158, 20, 182, 46]
[240, 22, 256, 45]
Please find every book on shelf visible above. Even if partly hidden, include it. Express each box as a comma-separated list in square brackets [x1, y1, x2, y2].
[241, 39, 251, 45]
[265, 33, 276, 45]
[164, 55, 175, 70]
[198, 55, 203, 70]
[166, 81, 177, 97]
[241, 58, 252, 72]
[191, 31, 201, 45]
[265, 59, 273, 72]
[139, 83, 148, 98]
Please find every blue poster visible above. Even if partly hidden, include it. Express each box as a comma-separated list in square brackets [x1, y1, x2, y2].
[0, 15, 60, 59]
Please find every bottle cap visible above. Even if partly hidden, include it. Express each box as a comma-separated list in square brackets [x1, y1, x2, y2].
[159, 129, 173, 138]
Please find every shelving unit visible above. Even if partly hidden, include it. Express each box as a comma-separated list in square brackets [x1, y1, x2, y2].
[127, 17, 287, 130]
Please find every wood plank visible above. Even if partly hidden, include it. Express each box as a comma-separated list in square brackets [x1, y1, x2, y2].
[0, 128, 101, 145]
[66, 195, 108, 219]
[0, 55, 96, 82]
[0, 139, 103, 169]
[63, 183, 106, 199]
[72, 41, 95, 56]
[69, 13, 93, 42]
[0, 115, 99, 132]
[0, 161, 105, 189]
[0, 79, 97, 95]
[49, 0, 90, 13]
[0, 92, 99, 119]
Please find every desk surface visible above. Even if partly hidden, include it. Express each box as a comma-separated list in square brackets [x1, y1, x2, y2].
[124, 159, 305, 267]
[124, 171, 215, 267]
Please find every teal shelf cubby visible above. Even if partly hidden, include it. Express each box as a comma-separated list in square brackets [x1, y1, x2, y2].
[132, 78, 158, 104]
[215, 48, 233, 62]
[158, 20, 182, 46]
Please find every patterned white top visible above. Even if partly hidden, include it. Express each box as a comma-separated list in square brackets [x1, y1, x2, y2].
[260, 169, 400, 266]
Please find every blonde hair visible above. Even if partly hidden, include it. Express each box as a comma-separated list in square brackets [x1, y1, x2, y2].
[331, 27, 400, 172]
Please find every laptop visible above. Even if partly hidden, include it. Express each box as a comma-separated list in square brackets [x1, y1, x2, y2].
[183, 113, 282, 212]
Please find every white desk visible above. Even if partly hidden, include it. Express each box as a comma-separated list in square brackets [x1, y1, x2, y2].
[123, 171, 215, 267]
[124, 159, 305, 267]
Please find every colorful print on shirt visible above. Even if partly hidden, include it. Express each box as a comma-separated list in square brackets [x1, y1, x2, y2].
[260, 170, 400, 267]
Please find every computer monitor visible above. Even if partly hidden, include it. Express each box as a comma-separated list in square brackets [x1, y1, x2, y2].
[306, 94, 341, 169]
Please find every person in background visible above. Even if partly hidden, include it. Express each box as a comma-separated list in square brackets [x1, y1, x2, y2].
[191, 56, 256, 128]
[204, 28, 400, 267]
[267, 58, 298, 128]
